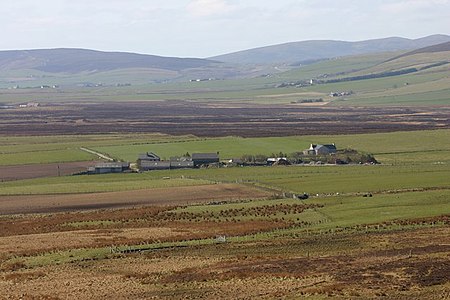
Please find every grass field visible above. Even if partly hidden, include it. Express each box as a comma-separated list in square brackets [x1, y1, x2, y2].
[89, 129, 450, 164]
[1, 129, 449, 166]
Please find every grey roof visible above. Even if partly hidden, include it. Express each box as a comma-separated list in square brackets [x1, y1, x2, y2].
[138, 152, 160, 161]
[140, 161, 170, 167]
[139, 161, 171, 170]
[170, 161, 194, 168]
[191, 153, 219, 160]
[314, 144, 336, 150]
[322, 144, 337, 150]
[94, 162, 124, 168]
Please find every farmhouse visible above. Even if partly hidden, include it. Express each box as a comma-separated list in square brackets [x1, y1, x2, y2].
[88, 162, 130, 174]
[192, 153, 220, 167]
[303, 143, 337, 155]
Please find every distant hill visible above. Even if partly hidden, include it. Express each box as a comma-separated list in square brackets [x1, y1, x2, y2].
[0, 48, 216, 73]
[389, 41, 450, 61]
[211, 35, 450, 64]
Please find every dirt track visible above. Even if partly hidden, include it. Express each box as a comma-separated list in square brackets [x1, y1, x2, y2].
[0, 183, 271, 215]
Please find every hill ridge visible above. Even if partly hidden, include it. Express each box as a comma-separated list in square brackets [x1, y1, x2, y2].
[0, 48, 217, 73]
[387, 41, 450, 61]
[211, 35, 450, 64]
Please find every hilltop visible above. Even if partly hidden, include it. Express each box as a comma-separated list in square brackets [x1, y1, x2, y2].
[211, 35, 450, 64]
[0, 48, 216, 73]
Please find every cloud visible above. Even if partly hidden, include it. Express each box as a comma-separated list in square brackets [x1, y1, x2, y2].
[381, 0, 450, 13]
[186, 0, 236, 17]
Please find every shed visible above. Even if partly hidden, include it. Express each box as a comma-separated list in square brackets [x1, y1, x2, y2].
[170, 160, 194, 169]
[139, 161, 171, 171]
[191, 153, 219, 167]
[138, 152, 160, 161]
[88, 162, 129, 174]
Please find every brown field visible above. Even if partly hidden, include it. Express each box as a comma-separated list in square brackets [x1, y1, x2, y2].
[0, 183, 271, 215]
[0, 161, 98, 182]
[1, 101, 449, 137]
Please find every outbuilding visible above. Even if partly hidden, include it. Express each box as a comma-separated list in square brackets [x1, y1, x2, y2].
[191, 153, 220, 167]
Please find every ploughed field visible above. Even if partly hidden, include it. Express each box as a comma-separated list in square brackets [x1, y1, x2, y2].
[0, 183, 270, 215]
[1, 101, 449, 137]
[0, 161, 98, 182]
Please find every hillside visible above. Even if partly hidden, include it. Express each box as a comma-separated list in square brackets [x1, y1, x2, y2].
[389, 41, 450, 61]
[265, 41, 449, 106]
[0, 48, 216, 73]
[211, 35, 450, 64]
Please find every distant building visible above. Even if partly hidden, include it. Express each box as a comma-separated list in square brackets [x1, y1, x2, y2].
[137, 152, 196, 171]
[192, 153, 220, 167]
[303, 144, 337, 155]
[228, 158, 243, 166]
[137, 152, 161, 169]
[170, 160, 194, 169]
[138, 152, 160, 161]
[19, 102, 40, 108]
[267, 157, 290, 166]
[139, 161, 171, 171]
[88, 162, 130, 174]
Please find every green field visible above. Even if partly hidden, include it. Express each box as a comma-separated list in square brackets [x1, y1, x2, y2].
[1, 129, 449, 167]
[89, 129, 450, 165]
[0, 173, 210, 195]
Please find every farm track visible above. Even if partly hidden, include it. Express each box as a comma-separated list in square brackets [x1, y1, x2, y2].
[0, 183, 272, 215]
[1, 101, 449, 137]
[79, 147, 114, 161]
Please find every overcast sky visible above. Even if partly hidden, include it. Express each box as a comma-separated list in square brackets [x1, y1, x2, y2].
[1, 0, 449, 58]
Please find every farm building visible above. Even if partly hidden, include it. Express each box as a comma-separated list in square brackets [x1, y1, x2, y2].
[192, 153, 220, 167]
[137, 152, 161, 169]
[303, 144, 337, 155]
[88, 162, 130, 174]
[138, 152, 160, 162]
[139, 161, 171, 171]
[267, 157, 291, 166]
[170, 160, 194, 169]
[139, 160, 194, 171]
[137, 152, 219, 171]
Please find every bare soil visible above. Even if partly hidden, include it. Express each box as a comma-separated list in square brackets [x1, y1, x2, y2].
[0, 183, 271, 215]
[0, 161, 98, 182]
[1, 101, 449, 137]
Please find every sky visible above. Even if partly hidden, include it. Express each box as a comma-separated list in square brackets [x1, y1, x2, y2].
[1, 0, 449, 58]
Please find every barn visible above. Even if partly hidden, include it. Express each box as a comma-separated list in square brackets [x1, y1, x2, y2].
[191, 153, 220, 167]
